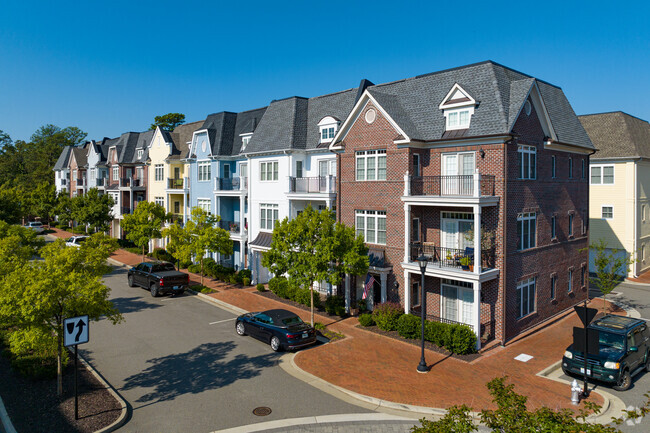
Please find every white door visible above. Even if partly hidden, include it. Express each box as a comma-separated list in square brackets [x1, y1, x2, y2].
[441, 217, 474, 251]
[442, 154, 458, 195]
[441, 283, 474, 329]
[442, 220, 457, 250]
[442, 153, 475, 195]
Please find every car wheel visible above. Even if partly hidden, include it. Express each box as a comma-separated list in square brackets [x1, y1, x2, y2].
[270, 336, 282, 352]
[150, 284, 159, 298]
[236, 322, 246, 336]
[613, 370, 631, 391]
[128, 275, 135, 287]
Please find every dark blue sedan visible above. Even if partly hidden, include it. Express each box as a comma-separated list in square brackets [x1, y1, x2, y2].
[235, 309, 317, 352]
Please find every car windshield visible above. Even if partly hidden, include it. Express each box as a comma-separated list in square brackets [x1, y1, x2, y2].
[281, 316, 304, 326]
[599, 331, 625, 350]
[152, 263, 176, 272]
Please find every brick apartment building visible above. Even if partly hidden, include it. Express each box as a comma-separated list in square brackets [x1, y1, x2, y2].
[330, 61, 593, 347]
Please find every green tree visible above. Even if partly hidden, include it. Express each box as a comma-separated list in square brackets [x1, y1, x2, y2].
[0, 130, 10, 148]
[72, 188, 115, 233]
[55, 192, 73, 228]
[27, 182, 57, 226]
[588, 239, 635, 314]
[150, 113, 185, 131]
[162, 207, 232, 285]
[411, 376, 650, 433]
[262, 205, 369, 325]
[0, 233, 122, 395]
[121, 201, 168, 261]
[0, 184, 24, 224]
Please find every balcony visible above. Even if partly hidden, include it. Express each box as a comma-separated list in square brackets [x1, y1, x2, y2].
[120, 207, 132, 215]
[409, 242, 496, 273]
[168, 214, 184, 227]
[288, 176, 336, 194]
[76, 178, 85, 187]
[120, 177, 144, 188]
[409, 174, 495, 197]
[218, 220, 242, 234]
[214, 176, 247, 192]
[96, 178, 106, 187]
[61, 179, 67, 186]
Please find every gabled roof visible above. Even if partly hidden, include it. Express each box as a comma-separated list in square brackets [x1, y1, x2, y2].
[71, 146, 88, 168]
[579, 112, 650, 160]
[333, 61, 593, 150]
[169, 121, 203, 160]
[53, 146, 72, 171]
[110, 130, 154, 164]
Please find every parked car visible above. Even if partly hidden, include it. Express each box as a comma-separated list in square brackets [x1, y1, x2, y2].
[24, 221, 44, 233]
[562, 314, 650, 391]
[127, 261, 189, 297]
[65, 235, 89, 247]
[235, 309, 317, 352]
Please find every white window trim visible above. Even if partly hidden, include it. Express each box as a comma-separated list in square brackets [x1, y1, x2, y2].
[444, 107, 474, 130]
[602, 205, 614, 220]
[518, 145, 537, 180]
[260, 203, 279, 232]
[154, 164, 164, 182]
[197, 198, 211, 213]
[590, 164, 615, 185]
[517, 277, 536, 318]
[355, 210, 387, 245]
[355, 150, 387, 181]
[198, 160, 211, 182]
[568, 213, 574, 237]
[517, 212, 537, 250]
[413, 154, 420, 177]
[137, 149, 143, 159]
[260, 161, 279, 182]
[317, 116, 340, 144]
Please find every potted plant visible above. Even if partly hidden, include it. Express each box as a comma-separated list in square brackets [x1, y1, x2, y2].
[460, 255, 472, 271]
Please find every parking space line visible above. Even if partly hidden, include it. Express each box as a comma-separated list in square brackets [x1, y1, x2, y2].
[209, 318, 236, 325]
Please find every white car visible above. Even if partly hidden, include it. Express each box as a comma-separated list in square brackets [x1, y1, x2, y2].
[66, 236, 89, 247]
[25, 221, 44, 233]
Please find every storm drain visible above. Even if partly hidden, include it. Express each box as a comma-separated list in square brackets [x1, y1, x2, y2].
[253, 407, 272, 416]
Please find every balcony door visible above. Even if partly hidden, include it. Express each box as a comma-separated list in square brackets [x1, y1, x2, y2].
[442, 152, 474, 195]
[441, 279, 474, 329]
[441, 212, 474, 252]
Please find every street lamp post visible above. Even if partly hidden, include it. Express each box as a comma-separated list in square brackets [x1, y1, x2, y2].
[417, 254, 428, 373]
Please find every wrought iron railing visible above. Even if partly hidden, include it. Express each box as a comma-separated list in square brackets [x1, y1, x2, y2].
[96, 178, 106, 187]
[289, 176, 336, 193]
[167, 178, 184, 189]
[409, 242, 496, 271]
[76, 178, 85, 187]
[215, 177, 247, 191]
[168, 214, 184, 227]
[120, 177, 143, 188]
[409, 175, 495, 196]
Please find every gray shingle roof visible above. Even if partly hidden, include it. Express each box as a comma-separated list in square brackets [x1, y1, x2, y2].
[579, 112, 650, 160]
[110, 130, 154, 164]
[231, 107, 267, 155]
[71, 147, 88, 168]
[53, 146, 72, 171]
[169, 120, 203, 160]
[354, 61, 593, 149]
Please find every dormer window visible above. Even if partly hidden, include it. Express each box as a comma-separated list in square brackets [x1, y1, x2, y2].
[439, 84, 476, 131]
[240, 133, 253, 151]
[137, 149, 143, 159]
[317, 116, 340, 144]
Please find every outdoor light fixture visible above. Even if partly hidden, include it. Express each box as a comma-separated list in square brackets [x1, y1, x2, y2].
[416, 253, 428, 373]
[479, 148, 485, 159]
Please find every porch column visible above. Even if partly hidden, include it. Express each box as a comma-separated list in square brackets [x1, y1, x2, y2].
[345, 274, 351, 313]
[404, 203, 411, 263]
[239, 240, 245, 269]
[473, 280, 482, 351]
[473, 205, 482, 274]
[239, 195, 245, 235]
[380, 272, 387, 303]
[473, 169, 481, 198]
[403, 270, 411, 314]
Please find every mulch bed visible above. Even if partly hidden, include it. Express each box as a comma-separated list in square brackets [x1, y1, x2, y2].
[358, 324, 482, 362]
[0, 352, 121, 433]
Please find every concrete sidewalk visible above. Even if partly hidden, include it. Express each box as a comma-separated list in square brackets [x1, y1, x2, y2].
[50, 228, 625, 422]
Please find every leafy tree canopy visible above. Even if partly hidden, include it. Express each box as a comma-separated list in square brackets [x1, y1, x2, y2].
[0, 130, 11, 148]
[72, 188, 115, 233]
[121, 201, 169, 260]
[150, 113, 185, 131]
[586, 239, 635, 314]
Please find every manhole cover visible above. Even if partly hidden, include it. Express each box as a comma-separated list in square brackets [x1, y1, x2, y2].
[253, 407, 272, 416]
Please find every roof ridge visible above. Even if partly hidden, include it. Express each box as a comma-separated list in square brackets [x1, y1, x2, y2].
[308, 87, 357, 100]
[487, 63, 512, 133]
[271, 95, 309, 103]
[579, 111, 649, 123]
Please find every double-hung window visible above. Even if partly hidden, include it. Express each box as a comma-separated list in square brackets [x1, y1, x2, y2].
[260, 161, 279, 181]
[260, 204, 279, 231]
[551, 215, 556, 239]
[591, 165, 614, 184]
[155, 164, 164, 182]
[356, 150, 387, 181]
[197, 199, 211, 213]
[568, 270, 573, 293]
[518, 145, 536, 179]
[355, 210, 387, 245]
[517, 277, 536, 318]
[198, 161, 211, 182]
[112, 166, 118, 181]
[517, 212, 536, 250]
[568, 214, 574, 237]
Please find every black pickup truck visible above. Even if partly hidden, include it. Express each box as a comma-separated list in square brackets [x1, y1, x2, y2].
[127, 261, 190, 297]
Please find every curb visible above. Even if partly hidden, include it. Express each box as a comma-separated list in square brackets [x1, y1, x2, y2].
[623, 279, 650, 288]
[188, 289, 248, 316]
[0, 394, 18, 433]
[76, 353, 129, 433]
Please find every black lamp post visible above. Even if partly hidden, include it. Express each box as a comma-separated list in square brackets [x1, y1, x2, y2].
[417, 254, 428, 373]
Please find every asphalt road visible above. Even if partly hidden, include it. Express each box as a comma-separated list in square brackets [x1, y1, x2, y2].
[82, 267, 422, 433]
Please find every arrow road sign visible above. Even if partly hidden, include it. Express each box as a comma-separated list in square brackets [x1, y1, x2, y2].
[64, 315, 89, 347]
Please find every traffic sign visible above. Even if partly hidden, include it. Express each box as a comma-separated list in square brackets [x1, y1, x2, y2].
[574, 305, 598, 327]
[64, 315, 89, 347]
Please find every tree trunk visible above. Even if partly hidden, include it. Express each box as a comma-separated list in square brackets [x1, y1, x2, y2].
[57, 330, 63, 396]
[310, 286, 314, 326]
[142, 244, 146, 262]
[200, 258, 204, 286]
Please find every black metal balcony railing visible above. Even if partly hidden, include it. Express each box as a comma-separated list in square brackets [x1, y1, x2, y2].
[289, 176, 336, 193]
[167, 178, 184, 189]
[96, 178, 106, 187]
[409, 175, 495, 196]
[121, 207, 132, 215]
[120, 178, 143, 188]
[218, 220, 240, 233]
[76, 178, 85, 187]
[215, 177, 247, 191]
[409, 242, 496, 272]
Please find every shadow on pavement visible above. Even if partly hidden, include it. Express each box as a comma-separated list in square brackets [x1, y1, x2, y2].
[111, 296, 163, 313]
[121, 341, 279, 405]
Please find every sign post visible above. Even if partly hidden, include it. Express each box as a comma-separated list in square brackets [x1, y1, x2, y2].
[64, 315, 89, 420]
[573, 301, 598, 398]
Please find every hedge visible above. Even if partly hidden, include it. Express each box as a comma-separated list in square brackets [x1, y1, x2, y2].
[324, 296, 346, 316]
[149, 248, 175, 263]
[372, 302, 403, 331]
[396, 314, 421, 339]
[424, 320, 476, 355]
[268, 276, 322, 309]
[358, 313, 375, 327]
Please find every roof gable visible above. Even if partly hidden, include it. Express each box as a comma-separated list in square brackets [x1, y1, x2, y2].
[579, 112, 650, 159]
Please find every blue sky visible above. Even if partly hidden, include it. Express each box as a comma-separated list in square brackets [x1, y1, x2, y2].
[1, 1, 648, 142]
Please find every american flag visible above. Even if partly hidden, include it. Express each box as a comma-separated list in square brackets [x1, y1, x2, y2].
[362, 274, 375, 300]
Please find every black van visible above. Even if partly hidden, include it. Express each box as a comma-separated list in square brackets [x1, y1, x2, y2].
[562, 315, 650, 391]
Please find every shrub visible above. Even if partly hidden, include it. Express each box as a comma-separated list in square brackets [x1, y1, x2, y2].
[294, 288, 311, 306]
[269, 277, 289, 299]
[203, 257, 216, 268]
[228, 275, 238, 284]
[397, 314, 421, 339]
[325, 296, 346, 315]
[72, 226, 87, 234]
[446, 324, 477, 355]
[424, 320, 447, 347]
[357, 299, 369, 314]
[179, 260, 192, 269]
[238, 269, 252, 280]
[256, 283, 265, 292]
[242, 277, 250, 286]
[187, 264, 201, 274]
[372, 302, 403, 331]
[358, 313, 375, 327]
[150, 248, 175, 263]
[191, 284, 214, 294]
